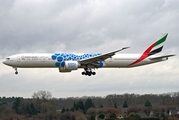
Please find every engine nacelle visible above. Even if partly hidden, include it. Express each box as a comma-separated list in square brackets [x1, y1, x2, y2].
[64, 61, 80, 70]
[59, 67, 72, 72]
[58, 61, 80, 73]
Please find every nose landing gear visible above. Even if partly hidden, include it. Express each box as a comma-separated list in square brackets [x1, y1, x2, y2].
[14, 68, 18, 75]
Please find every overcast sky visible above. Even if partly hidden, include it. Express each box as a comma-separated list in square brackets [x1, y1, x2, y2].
[0, 0, 179, 98]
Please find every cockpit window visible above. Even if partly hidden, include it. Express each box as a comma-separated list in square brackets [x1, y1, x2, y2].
[6, 58, 10, 60]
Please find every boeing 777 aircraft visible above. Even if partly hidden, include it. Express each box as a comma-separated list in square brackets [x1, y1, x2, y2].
[3, 33, 175, 76]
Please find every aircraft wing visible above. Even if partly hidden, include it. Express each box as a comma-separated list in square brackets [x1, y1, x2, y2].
[79, 47, 130, 65]
[149, 54, 175, 60]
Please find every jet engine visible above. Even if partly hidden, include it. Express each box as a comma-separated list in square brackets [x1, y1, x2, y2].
[64, 61, 80, 70]
[58, 61, 80, 72]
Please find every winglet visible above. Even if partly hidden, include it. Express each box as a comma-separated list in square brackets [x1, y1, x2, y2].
[122, 46, 130, 50]
[115, 47, 130, 53]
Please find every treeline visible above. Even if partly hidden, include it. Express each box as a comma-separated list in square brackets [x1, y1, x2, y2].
[0, 96, 23, 103]
[0, 91, 179, 119]
[55, 92, 179, 109]
[1, 92, 179, 109]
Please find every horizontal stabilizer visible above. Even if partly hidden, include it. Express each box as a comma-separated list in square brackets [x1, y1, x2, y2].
[149, 54, 175, 60]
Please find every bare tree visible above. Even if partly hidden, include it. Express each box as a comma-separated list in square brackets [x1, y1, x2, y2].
[106, 94, 123, 107]
[40, 102, 51, 113]
[32, 90, 52, 101]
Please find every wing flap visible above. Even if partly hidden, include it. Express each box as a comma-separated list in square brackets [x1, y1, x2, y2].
[149, 54, 175, 60]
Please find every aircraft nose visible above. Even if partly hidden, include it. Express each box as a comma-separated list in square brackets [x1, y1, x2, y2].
[2, 58, 10, 65]
[2, 60, 7, 64]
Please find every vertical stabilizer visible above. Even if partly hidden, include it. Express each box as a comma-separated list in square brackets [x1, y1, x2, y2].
[129, 33, 168, 66]
[148, 33, 168, 56]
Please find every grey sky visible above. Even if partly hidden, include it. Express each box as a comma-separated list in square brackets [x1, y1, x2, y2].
[0, 0, 178, 98]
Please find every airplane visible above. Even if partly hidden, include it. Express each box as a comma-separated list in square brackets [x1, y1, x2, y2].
[2, 33, 175, 76]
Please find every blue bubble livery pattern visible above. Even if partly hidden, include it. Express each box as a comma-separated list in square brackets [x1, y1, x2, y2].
[51, 53, 102, 67]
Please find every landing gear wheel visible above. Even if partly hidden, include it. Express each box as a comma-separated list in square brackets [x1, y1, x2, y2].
[14, 68, 18, 75]
[82, 72, 85, 75]
[88, 72, 91, 76]
[82, 68, 96, 76]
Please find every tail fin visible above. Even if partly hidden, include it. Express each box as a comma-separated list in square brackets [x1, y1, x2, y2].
[129, 33, 168, 66]
[147, 33, 168, 56]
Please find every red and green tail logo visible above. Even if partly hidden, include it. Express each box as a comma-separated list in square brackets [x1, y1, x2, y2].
[129, 33, 168, 66]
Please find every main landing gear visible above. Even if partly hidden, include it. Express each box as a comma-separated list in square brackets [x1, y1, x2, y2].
[81, 68, 96, 76]
[14, 68, 18, 75]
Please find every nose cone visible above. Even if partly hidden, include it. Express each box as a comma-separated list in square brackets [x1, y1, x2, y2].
[2, 59, 7, 65]
[2, 57, 11, 65]
[3, 57, 15, 66]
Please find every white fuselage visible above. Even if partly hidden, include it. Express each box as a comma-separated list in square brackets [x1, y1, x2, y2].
[2, 33, 173, 75]
[2, 53, 166, 68]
